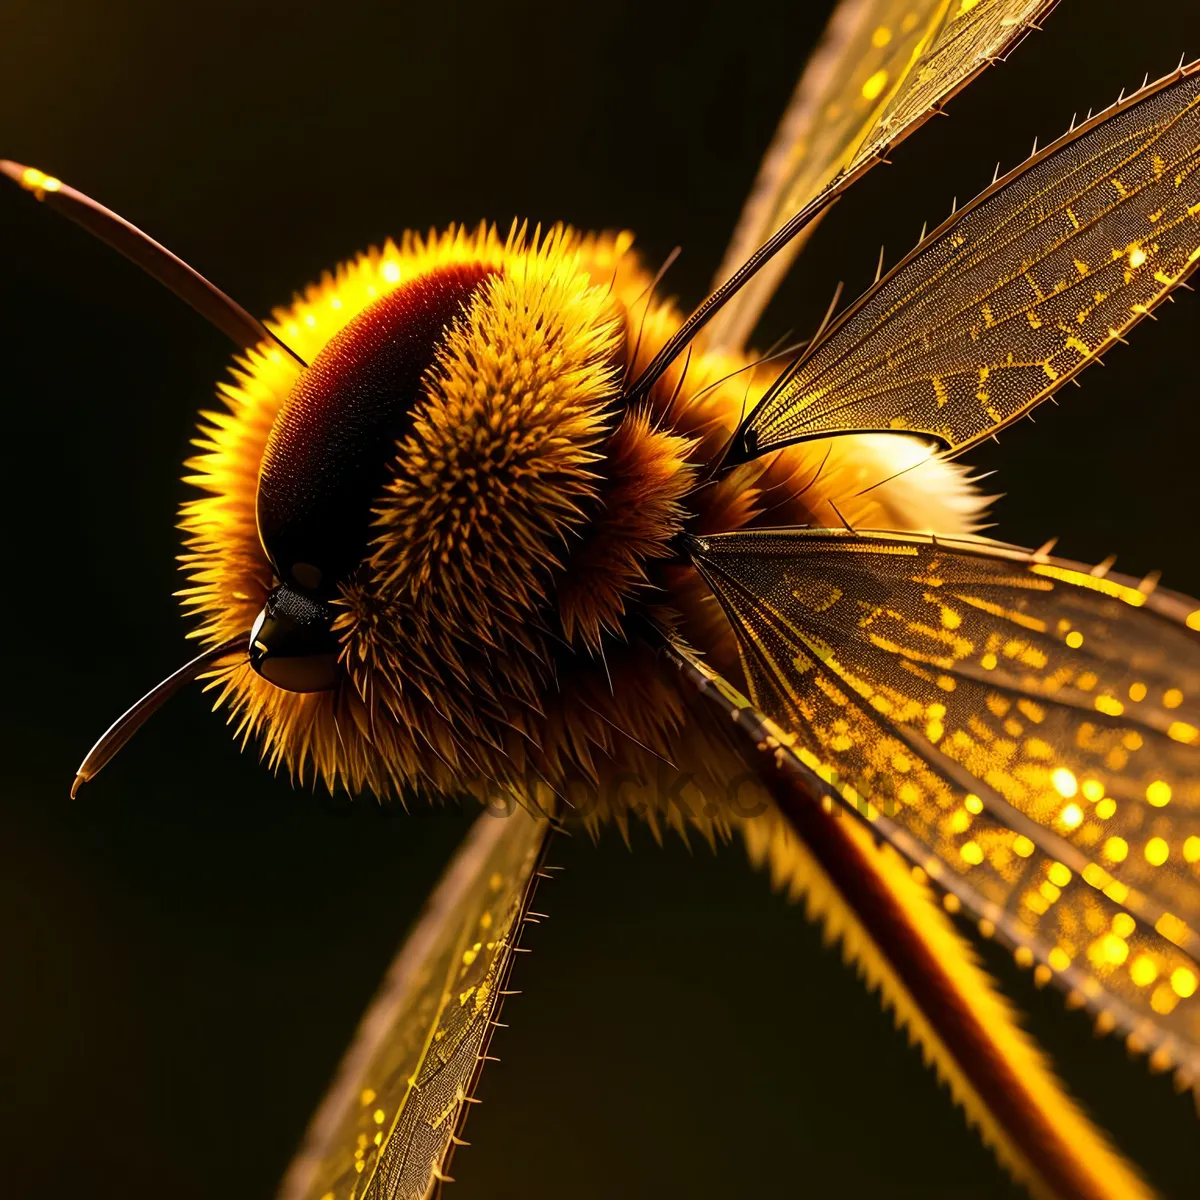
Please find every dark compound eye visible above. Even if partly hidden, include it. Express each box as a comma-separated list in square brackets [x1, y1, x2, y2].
[255, 262, 498, 596]
[248, 583, 339, 693]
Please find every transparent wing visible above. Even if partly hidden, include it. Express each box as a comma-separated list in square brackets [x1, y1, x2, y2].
[664, 640, 1152, 1200]
[707, 0, 1059, 354]
[278, 805, 551, 1200]
[689, 528, 1200, 1085]
[728, 61, 1200, 462]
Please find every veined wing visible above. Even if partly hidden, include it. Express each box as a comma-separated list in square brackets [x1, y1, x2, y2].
[665, 639, 1152, 1200]
[727, 61, 1200, 463]
[688, 528, 1200, 1086]
[706, 0, 1059, 354]
[278, 804, 552, 1200]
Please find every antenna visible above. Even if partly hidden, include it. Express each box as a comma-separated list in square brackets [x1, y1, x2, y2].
[72, 632, 250, 797]
[1, 160, 305, 366]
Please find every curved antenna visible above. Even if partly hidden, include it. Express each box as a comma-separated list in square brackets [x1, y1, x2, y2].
[1, 160, 306, 366]
[71, 632, 251, 798]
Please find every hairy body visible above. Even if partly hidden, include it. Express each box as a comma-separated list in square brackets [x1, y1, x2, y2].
[180, 224, 984, 821]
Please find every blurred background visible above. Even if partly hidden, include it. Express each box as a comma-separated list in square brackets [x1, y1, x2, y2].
[2, 1, 1199, 1196]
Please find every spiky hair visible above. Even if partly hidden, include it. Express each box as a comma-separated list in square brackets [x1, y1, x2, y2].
[178, 222, 989, 816]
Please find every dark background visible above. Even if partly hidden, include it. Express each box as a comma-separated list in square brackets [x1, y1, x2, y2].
[2, 1, 1199, 1197]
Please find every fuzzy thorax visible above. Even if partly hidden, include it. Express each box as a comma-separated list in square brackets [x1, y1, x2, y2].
[178, 223, 988, 807]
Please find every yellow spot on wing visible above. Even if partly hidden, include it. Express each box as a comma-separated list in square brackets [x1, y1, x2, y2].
[1059, 803, 1083, 829]
[861, 68, 890, 101]
[1172, 967, 1198, 998]
[1030, 564, 1147, 606]
[1051, 767, 1078, 797]
[1146, 780, 1172, 807]
[1103, 836, 1128, 862]
[1144, 837, 1169, 866]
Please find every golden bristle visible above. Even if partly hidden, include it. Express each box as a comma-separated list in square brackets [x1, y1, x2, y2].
[177, 223, 990, 808]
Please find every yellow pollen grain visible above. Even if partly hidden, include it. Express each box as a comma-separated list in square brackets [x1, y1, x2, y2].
[1184, 836, 1200, 863]
[1060, 803, 1083, 829]
[965, 794, 983, 814]
[1095, 695, 1124, 716]
[1129, 681, 1147, 702]
[1168, 721, 1198, 743]
[861, 68, 889, 101]
[1144, 837, 1169, 866]
[1187, 610, 1200, 631]
[872, 24, 892, 46]
[1112, 913, 1136, 938]
[1048, 946, 1071, 971]
[961, 840, 984, 865]
[1128, 246, 1147, 268]
[1096, 798, 1117, 819]
[1048, 862, 1071, 887]
[1082, 779, 1104, 802]
[1066, 630, 1084, 648]
[1163, 688, 1183, 709]
[1013, 835, 1035, 858]
[1103, 836, 1128, 862]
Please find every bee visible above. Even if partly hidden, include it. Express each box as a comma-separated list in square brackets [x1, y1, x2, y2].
[7, 0, 1200, 1197]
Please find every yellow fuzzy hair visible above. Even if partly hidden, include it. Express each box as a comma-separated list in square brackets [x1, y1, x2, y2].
[178, 222, 985, 806]
[174, 222, 1155, 1200]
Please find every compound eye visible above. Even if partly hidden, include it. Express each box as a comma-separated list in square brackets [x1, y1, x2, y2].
[255, 263, 497, 596]
[249, 583, 339, 694]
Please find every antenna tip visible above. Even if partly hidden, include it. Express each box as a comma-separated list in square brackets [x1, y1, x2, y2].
[69, 772, 86, 800]
[0, 159, 63, 198]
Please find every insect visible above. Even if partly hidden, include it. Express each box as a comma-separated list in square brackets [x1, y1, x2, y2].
[6, 0, 1200, 1196]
